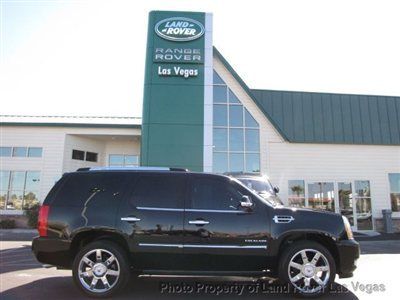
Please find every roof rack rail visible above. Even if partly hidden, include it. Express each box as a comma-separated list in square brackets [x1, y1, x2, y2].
[76, 166, 189, 172]
[223, 171, 260, 176]
[169, 168, 189, 172]
[77, 167, 91, 171]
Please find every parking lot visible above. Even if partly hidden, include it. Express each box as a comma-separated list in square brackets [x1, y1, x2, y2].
[1, 231, 399, 299]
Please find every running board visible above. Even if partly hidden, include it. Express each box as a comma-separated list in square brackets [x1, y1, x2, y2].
[140, 270, 270, 277]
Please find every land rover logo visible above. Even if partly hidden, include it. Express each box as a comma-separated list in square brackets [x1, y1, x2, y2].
[155, 17, 205, 42]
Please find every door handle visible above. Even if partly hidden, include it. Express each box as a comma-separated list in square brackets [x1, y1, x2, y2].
[188, 220, 209, 225]
[121, 217, 141, 222]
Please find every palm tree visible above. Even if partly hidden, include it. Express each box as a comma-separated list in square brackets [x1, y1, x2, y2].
[291, 185, 304, 197]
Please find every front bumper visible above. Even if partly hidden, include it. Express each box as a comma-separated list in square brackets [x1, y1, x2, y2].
[32, 236, 72, 268]
[337, 239, 360, 278]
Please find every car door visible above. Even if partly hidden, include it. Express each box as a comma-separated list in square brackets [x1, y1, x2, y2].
[117, 172, 187, 271]
[183, 174, 270, 272]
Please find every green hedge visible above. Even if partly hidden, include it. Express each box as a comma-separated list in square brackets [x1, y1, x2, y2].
[0, 219, 16, 229]
[25, 204, 40, 228]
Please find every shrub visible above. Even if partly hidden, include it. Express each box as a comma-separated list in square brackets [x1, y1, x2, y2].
[0, 219, 16, 229]
[25, 204, 40, 228]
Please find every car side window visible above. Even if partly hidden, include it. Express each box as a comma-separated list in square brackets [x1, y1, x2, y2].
[190, 177, 243, 211]
[130, 174, 186, 208]
[53, 173, 127, 207]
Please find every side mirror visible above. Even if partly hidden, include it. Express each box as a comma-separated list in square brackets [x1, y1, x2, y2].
[273, 186, 280, 194]
[240, 195, 253, 208]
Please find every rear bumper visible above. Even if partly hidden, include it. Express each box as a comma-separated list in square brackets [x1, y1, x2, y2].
[337, 239, 360, 278]
[32, 236, 72, 268]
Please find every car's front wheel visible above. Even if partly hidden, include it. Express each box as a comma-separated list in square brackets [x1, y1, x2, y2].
[72, 240, 130, 298]
[279, 241, 336, 297]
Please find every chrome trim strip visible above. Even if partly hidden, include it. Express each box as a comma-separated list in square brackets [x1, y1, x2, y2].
[121, 217, 141, 222]
[136, 207, 184, 212]
[184, 244, 267, 249]
[139, 243, 183, 248]
[136, 207, 245, 214]
[188, 220, 210, 225]
[138, 243, 266, 249]
[186, 209, 245, 214]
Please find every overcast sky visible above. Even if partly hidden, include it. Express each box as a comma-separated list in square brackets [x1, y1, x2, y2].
[1, 0, 399, 118]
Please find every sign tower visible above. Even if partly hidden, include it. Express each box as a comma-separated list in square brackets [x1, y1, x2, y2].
[141, 11, 213, 171]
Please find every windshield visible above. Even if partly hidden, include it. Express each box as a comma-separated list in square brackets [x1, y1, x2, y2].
[238, 178, 275, 194]
[230, 178, 276, 207]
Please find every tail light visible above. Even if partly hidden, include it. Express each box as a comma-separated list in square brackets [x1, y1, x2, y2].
[38, 205, 50, 237]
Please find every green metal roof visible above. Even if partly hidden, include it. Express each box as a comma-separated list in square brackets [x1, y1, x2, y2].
[251, 89, 400, 145]
[214, 47, 400, 145]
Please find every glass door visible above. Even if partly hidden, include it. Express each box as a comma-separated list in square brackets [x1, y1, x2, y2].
[338, 182, 355, 230]
[354, 181, 373, 230]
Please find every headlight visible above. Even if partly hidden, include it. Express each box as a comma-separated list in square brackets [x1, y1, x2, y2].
[342, 216, 354, 240]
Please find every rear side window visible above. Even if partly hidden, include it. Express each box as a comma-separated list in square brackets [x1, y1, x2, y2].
[52, 172, 128, 207]
[130, 175, 186, 208]
[42, 175, 67, 205]
[190, 177, 243, 211]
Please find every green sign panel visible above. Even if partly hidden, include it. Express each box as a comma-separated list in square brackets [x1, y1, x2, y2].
[141, 11, 213, 171]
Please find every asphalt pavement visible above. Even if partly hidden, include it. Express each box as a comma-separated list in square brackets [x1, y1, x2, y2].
[0, 231, 399, 299]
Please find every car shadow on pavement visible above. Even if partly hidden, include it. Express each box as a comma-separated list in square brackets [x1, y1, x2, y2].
[0, 245, 42, 274]
[1, 276, 359, 300]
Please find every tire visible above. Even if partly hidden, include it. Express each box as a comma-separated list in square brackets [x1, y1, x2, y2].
[72, 240, 131, 298]
[278, 241, 336, 297]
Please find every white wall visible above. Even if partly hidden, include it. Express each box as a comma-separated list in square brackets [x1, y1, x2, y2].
[214, 55, 400, 222]
[267, 143, 400, 219]
[0, 126, 67, 208]
[1, 125, 140, 214]
[103, 138, 141, 166]
[63, 134, 105, 173]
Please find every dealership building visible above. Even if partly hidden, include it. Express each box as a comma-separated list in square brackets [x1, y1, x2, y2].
[1, 11, 399, 232]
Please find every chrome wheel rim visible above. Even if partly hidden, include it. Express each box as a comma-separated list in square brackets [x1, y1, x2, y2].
[78, 249, 120, 293]
[288, 248, 330, 294]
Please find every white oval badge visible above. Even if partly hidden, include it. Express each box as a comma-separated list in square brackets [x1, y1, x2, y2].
[155, 17, 205, 42]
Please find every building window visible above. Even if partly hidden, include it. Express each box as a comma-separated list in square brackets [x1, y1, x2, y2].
[12, 147, 27, 157]
[354, 180, 372, 230]
[85, 152, 98, 162]
[307, 182, 335, 212]
[109, 154, 139, 167]
[28, 147, 42, 157]
[72, 150, 98, 162]
[212, 70, 260, 174]
[288, 180, 305, 207]
[389, 173, 400, 212]
[72, 150, 85, 160]
[0, 147, 12, 157]
[1, 147, 42, 158]
[287, 179, 372, 230]
[0, 171, 40, 210]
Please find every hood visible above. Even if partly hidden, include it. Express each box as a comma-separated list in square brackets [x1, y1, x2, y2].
[270, 206, 345, 239]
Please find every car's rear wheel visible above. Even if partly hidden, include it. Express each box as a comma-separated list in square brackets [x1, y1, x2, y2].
[279, 241, 336, 297]
[72, 240, 130, 298]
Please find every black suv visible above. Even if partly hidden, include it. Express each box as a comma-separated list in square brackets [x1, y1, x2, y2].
[32, 167, 359, 297]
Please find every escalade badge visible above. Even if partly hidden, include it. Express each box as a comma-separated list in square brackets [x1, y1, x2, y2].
[245, 239, 267, 243]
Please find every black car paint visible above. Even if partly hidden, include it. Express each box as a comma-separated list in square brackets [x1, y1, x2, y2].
[32, 170, 359, 278]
